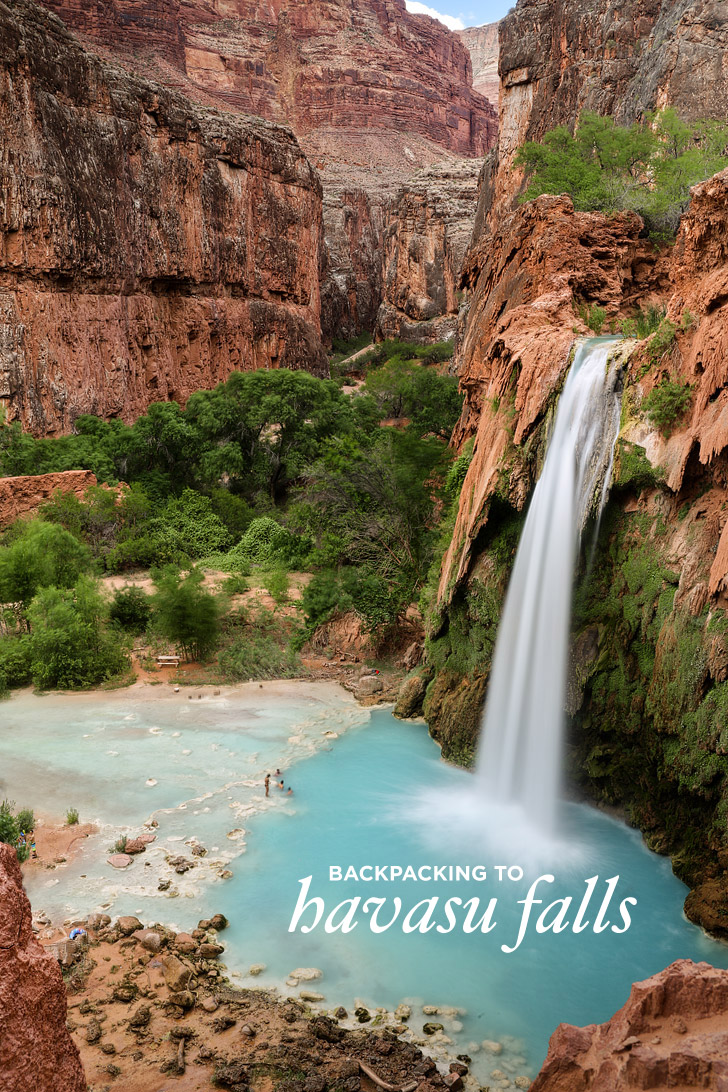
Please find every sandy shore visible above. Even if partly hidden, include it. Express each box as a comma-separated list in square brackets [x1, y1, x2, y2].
[22, 820, 98, 873]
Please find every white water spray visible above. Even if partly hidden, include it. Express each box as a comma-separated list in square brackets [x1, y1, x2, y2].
[475, 338, 622, 835]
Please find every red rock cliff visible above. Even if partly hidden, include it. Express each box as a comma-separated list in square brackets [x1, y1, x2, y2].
[531, 959, 728, 1092]
[35, 0, 498, 341]
[0, 0, 326, 435]
[0, 842, 86, 1092]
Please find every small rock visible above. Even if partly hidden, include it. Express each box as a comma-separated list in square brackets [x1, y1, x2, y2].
[124, 839, 147, 855]
[199, 943, 224, 960]
[514, 1079, 530, 1089]
[241, 1024, 256, 1037]
[201, 997, 219, 1013]
[491, 1070, 507, 1081]
[168, 990, 195, 1011]
[422, 1005, 439, 1015]
[449, 1062, 468, 1077]
[248, 963, 266, 976]
[100, 1042, 116, 1056]
[132, 929, 162, 954]
[443, 1074, 463, 1091]
[158, 880, 171, 892]
[483, 1040, 503, 1054]
[333, 1007, 347, 1020]
[300, 990, 325, 1002]
[161, 955, 192, 993]
[394, 1003, 411, 1021]
[423, 1022, 444, 1035]
[356, 675, 384, 698]
[107, 854, 133, 870]
[128, 1005, 151, 1030]
[174, 933, 198, 954]
[288, 967, 322, 983]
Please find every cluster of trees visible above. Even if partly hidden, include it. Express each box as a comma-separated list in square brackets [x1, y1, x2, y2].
[516, 109, 728, 237]
[0, 343, 462, 689]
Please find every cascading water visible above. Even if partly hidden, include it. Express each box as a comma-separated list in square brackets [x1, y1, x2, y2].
[476, 338, 623, 835]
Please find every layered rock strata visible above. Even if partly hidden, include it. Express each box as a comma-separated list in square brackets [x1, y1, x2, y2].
[457, 23, 500, 107]
[0, 842, 86, 1092]
[0, 470, 100, 526]
[0, 0, 326, 434]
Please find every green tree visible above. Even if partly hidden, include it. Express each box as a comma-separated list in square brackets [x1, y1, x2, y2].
[0, 521, 93, 619]
[109, 586, 152, 633]
[152, 566, 222, 661]
[27, 576, 128, 689]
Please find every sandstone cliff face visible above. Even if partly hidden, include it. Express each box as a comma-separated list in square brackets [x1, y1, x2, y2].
[457, 23, 499, 108]
[0, 0, 325, 434]
[487, 0, 728, 218]
[532, 960, 728, 1092]
[0, 842, 86, 1092]
[375, 161, 481, 344]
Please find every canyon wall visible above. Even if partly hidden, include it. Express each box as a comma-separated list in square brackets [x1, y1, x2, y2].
[0, 0, 326, 435]
[0, 470, 100, 526]
[0, 842, 86, 1092]
[35, 0, 498, 341]
[457, 23, 499, 108]
[375, 161, 481, 344]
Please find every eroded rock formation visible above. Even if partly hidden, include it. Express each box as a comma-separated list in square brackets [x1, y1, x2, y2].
[457, 23, 499, 107]
[531, 960, 728, 1091]
[0, 0, 326, 434]
[0, 842, 86, 1092]
[0, 470, 100, 526]
[375, 160, 482, 344]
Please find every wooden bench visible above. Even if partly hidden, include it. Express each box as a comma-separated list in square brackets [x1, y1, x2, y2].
[156, 655, 180, 667]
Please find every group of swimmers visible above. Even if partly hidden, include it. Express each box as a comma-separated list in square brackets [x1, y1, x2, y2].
[264, 769, 293, 798]
[17, 830, 37, 858]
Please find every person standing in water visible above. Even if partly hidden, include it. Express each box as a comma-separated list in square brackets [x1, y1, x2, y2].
[264, 774, 270, 797]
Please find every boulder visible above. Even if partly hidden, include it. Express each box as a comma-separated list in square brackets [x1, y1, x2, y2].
[173, 933, 198, 955]
[124, 839, 148, 855]
[132, 929, 162, 953]
[199, 942, 224, 960]
[117, 916, 143, 936]
[356, 675, 384, 698]
[161, 955, 193, 993]
[393, 673, 428, 719]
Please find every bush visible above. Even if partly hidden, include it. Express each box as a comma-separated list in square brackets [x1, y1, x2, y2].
[0, 521, 93, 612]
[577, 302, 607, 334]
[516, 109, 728, 237]
[16, 808, 35, 833]
[643, 378, 693, 435]
[619, 305, 665, 340]
[109, 586, 152, 633]
[0, 800, 29, 861]
[152, 566, 222, 661]
[646, 319, 677, 366]
[263, 567, 289, 605]
[0, 636, 32, 693]
[218, 633, 301, 681]
[66, 808, 80, 826]
[27, 576, 129, 690]
[229, 517, 310, 568]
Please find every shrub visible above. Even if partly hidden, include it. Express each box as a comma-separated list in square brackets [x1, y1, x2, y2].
[110, 835, 128, 854]
[229, 517, 310, 568]
[0, 800, 29, 861]
[109, 586, 152, 633]
[619, 305, 665, 340]
[66, 808, 80, 826]
[218, 633, 300, 681]
[152, 566, 222, 662]
[263, 567, 289, 605]
[647, 319, 677, 365]
[516, 108, 728, 238]
[578, 302, 608, 334]
[16, 808, 35, 833]
[0, 636, 33, 693]
[643, 378, 693, 435]
[27, 576, 129, 690]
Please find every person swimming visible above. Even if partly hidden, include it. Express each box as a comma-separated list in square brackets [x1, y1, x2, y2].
[264, 774, 270, 797]
[286, 787, 293, 796]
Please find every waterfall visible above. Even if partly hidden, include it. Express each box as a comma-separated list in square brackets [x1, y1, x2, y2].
[475, 338, 623, 835]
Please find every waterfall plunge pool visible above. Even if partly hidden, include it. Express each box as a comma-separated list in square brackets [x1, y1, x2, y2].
[3, 685, 727, 1084]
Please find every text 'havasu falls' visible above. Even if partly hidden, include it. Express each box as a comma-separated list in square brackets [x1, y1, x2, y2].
[288, 873, 638, 953]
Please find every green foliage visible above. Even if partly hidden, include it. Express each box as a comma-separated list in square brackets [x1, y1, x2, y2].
[0, 800, 25, 859]
[364, 357, 463, 439]
[263, 567, 290, 605]
[218, 607, 301, 681]
[109, 586, 152, 633]
[27, 576, 129, 690]
[66, 808, 80, 826]
[646, 319, 677, 366]
[0, 636, 32, 693]
[152, 566, 222, 662]
[445, 440, 474, 497]
[643, 377, 693, 435]
[110, 835, 128, 854]
[516, 108, 728, 237]
[614, 441, 662, 492]
[0, 521, 93, 612]
[618, 305, 665, 340]
[16, 808, 35, 832]
[577, 302, 607, 334]
[229, 517, 310, 568]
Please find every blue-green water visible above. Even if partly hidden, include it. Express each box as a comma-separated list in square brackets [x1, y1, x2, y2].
[3, 687, 727, 1083]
